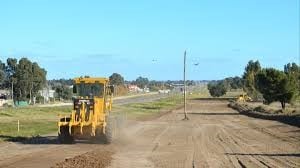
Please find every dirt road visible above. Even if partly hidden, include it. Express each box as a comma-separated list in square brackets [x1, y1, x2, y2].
[0, 100, 299, 168]
[107, 100, 300, 168]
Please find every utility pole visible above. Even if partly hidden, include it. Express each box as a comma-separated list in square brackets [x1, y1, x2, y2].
[183, 50, 189, 120]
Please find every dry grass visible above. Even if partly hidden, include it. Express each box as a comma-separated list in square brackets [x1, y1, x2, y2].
[245, 102, 300, 115]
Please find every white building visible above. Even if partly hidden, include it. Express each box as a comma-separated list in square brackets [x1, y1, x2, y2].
[39, 88, 55, 103]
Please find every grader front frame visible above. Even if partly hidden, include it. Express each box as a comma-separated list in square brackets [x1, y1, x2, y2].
[57, 77, 116, 143]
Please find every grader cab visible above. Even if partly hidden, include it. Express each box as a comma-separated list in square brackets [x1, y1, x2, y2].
[58, 77, 116, 143]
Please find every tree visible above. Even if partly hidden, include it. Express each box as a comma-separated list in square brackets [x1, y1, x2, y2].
[148, 80, 164, 91]
[284, 63, 300, 98]
[49, 78, 73, 100]
[4, 58, 17, 89]
[224, 76, 244, 90]
[48, 79, 73, 88]
[109, 73, 124, 86]
[0, 60, 5, 85]
[4, 58, 47, 102]
[0, 70, 4, 85]
[187, 80, 195, 86]
[134, 76, 149, 88]
[54, 85, 72, 100]
[30, 62, 47, 102]
[207, 82, 227, 97]
[243, 60, 262, 100]
[284, 63, 300, 74]
[255, 68, 297, 109]
[6, 58, 17, 76]
[14, 58, 32, 101]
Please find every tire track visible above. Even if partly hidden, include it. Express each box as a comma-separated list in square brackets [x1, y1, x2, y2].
[225, 120, 300, 167]
[222, 122, 299, 168]
[217, 128, 265, 168]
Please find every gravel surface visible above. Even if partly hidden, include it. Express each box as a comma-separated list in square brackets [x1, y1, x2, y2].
[53, 148, 114, 168]
[1, 99, 299, 168]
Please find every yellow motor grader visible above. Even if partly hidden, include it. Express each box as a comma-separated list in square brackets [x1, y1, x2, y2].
[237, 93, 253, 102]
[57, 77, 116, 143]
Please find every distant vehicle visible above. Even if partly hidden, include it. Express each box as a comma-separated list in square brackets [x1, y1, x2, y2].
[237, 93, 253, 102]
[144, 88, 150, 93]
[158, 89, 170, 94]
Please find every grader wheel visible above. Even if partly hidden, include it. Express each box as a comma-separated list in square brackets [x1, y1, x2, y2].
[58, 126, 74, 144]
[105, 116, 117, 144]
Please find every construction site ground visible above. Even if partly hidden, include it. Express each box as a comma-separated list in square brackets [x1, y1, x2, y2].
[0, 99, 299, 168]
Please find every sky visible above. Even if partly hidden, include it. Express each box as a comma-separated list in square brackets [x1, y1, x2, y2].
[0, 0, 299, 80]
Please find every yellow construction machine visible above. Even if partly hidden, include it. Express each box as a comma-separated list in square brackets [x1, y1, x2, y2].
[237, 93, 253, 102]
[58, 77, 115, 143]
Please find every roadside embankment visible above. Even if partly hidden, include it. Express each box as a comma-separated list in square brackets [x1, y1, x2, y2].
[228, 102, 300, 127]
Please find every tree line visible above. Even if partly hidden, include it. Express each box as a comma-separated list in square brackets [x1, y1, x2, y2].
[48, 79, 73, 101]
[48, 73, 176, 100]
[0, 58, 47, 103]
[0, 57, 194, 102]
[43, 72, 181, 100]
[207, 60, 300, 109]
[109, 73, 178, 91]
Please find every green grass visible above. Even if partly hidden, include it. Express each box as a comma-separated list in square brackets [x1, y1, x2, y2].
[188, 84, 210, 98]
[185, 84, 244, 99]
[113, 95, 183, 119]
[0, 106, 71, 141]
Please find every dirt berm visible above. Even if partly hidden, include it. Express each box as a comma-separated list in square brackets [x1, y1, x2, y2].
[53, 148, 114, 168]
[228, 102, 300, 127]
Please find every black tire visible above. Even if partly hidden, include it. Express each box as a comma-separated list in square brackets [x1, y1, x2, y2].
[105, 116, 116, 144]
[58, 126, 74, 144]
[92, 127, 105, 143]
